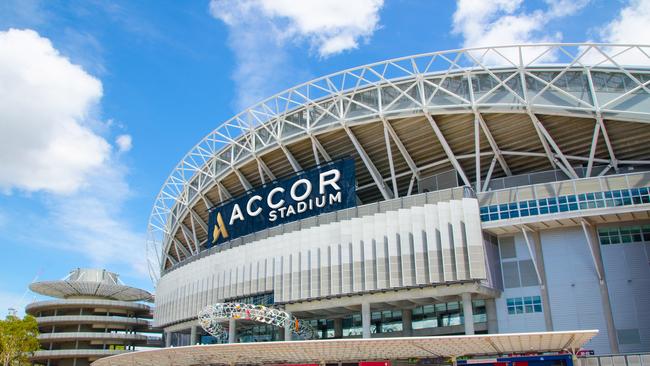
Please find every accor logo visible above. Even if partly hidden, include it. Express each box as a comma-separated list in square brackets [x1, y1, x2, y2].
[211, 212, 229, 243]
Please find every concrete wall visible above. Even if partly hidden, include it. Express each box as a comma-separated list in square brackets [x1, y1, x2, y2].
[495, 233, 546, 334]
[600, 225, 650, 353]
[541, 227, 612, 353]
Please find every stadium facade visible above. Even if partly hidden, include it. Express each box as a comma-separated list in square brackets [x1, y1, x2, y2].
[26, 268, 160, 366]
[146, 44, 650, 355]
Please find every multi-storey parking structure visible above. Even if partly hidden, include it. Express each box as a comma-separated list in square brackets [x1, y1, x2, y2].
[26, 268, 159, 366]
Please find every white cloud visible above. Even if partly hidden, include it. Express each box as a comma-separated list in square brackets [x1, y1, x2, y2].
[0, 29, 148, 281]
[45, 161, 149, 280]
[116, 134, 133, 152]
[211, 0, 383, 57]
[587, 0, 650, 65]
[600, 0, 650, 44]
[0, 28, 109, 194]
[452, 0, 588, 64]
[209, 0, 383, 109]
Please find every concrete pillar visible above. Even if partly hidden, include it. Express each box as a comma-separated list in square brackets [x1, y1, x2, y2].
[362, 302, 371, 338]
[485, 299, 498, 334]
[164, 331, 171, 347]
[333, 318, 343, 338]
[402, 309, 413, 337]
[228, 318, 237, 343]
[284, 312, 293, 341]
[582, 222, 619, 353]
[532, 230, 554, 331]
[190, 325, 198, 345]
[461, 293, 474, 335]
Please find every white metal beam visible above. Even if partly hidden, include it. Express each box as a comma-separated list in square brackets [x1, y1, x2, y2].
[234, 169, 253, 191]
[199, 192, 214, 210]
[580, 219, 604, 282]
[476, 112, 512, 176]
[189, 208, 209, 234]
[180, 223, 198, 255]
[482, 156, 497, 192]
[382, 117, 420, 179]
[586, 121, 601, 177]
[256, 157, 276, 181]
[384, 124, 399, 198]
[343, 125, 393, 200]
[474, 115, 481, 192]
[529, 111, 579, 179]
[280, 145, 302, 173]
[257, 161, 266, 184]
[520, 226, 544, 286]
[310, 134, 332, 163]
[173, 237, 192, 259]
[217, 182, 232, 200]
[596, 115, 618, 172]
[407, 174, 416, 196]
[424, 112, 472, 187]
[187, 217, 201, 254]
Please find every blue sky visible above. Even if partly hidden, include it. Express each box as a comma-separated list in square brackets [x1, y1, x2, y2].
[0, 0, 648, 315]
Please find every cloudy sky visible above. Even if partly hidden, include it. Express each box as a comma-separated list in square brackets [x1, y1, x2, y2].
[0, 0, 648, 315]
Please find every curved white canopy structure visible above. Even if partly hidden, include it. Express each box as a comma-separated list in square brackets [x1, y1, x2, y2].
[93, 330, 598, 366]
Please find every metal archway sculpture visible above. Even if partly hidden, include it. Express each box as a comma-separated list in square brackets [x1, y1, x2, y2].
[198, 303, 316, 340]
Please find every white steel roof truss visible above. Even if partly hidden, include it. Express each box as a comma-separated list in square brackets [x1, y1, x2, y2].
[343, 124, 393, 200]
[424, 113, 471, 187]
[528, 112, 579, 179]
[146, 44, 650, 283]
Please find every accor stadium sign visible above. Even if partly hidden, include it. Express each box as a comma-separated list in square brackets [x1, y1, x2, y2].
[207, 158, 356, 247]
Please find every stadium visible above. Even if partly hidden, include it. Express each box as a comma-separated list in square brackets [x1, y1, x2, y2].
[129, 43, 650, 364]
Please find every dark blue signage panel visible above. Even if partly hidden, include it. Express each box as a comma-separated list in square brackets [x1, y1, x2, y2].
[207, 158, 356, 247]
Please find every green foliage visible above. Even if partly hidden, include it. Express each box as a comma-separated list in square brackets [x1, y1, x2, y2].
[0, 315, 40, 366]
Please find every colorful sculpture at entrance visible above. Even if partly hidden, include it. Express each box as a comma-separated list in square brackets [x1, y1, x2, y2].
[198, 303, 316, 340]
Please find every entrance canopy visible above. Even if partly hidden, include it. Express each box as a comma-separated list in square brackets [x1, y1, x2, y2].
[92, 330, 597, 366]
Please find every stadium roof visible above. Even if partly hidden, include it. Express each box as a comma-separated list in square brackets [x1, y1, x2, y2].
[92, 330, 597, 366]
[146, 43, 650, 283]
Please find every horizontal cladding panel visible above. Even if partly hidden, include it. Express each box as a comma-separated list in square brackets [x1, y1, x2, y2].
[154, 198, 487, 327]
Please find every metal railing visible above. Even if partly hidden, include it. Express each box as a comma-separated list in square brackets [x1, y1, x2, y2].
[580, 353, 650, 366]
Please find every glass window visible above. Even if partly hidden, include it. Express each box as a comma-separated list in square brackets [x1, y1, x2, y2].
[617, 329, 641, 345]
[472, 300, 487, 323]
[342, 314, 362, 337]
[598, 225, 650, 246]
[499, 237, 516, 258]
[507, 296, 542, 315]
[412, 305, 438, 330]
[480, 186, 650, 223]
[502, 262, 521, 288]
[519, 260, 539, 287]
[370, 310, 403, 334]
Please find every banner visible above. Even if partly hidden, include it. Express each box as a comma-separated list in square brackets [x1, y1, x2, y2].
[207, 158, 356, 247]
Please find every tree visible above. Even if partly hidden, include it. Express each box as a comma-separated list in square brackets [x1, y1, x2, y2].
[0, 315, 40, 366]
